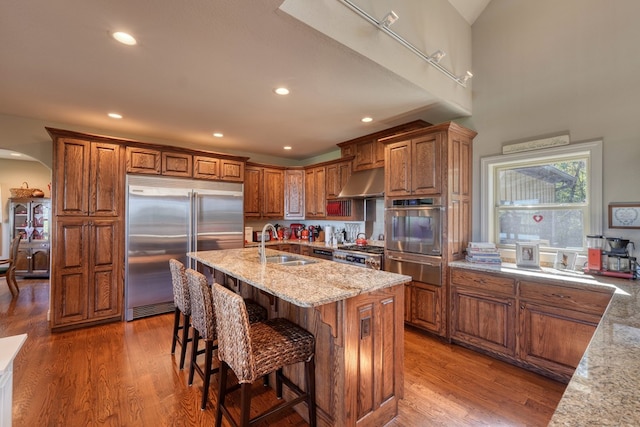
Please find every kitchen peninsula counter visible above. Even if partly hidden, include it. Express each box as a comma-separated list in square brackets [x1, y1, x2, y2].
[449, 261, 640, 426]
[189, 247, 411, 427]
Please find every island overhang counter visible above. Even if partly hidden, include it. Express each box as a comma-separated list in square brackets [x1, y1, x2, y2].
[188, 247, 412, 427]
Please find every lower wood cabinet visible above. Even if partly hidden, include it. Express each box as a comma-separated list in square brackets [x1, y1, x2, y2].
[406, 281, 445, 336]
[52, 218, 122, 330]
[449, 267, 613, 382]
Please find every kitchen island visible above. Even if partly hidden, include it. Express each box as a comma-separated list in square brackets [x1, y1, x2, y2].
[188, 247, 411, 427]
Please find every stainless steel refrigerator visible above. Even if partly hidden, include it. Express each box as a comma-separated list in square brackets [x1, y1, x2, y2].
[125, 175, 244, 320]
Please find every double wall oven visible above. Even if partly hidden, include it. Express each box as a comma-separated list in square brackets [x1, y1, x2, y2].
[384, 198, 443, 285]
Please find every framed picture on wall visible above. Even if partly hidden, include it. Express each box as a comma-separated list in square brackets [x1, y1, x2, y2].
[609, 202, 640, 229]
[516, 242, 539, 267]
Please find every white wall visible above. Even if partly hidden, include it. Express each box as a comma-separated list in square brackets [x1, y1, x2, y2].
[462, 0, 640, 246]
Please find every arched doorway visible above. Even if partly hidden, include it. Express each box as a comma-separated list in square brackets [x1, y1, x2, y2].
[0, 148, 53, 278]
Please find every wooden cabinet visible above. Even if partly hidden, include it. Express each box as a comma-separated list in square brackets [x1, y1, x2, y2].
[193, 155, 244, 182]
[284, 169, 305, 220]
[337, 120, 430, 171]
[48, 128, 125, 331]
[161, 151, 192, 177]
[52, 219, 121, 326]
[385, 132, 443, 197]
[244, 164, 284, 218]
[449, 267, 614, 382]
[325, 160, 352, 199]
[408, 281, 445, 335]
[126, 147, 161, 174]
[518, 280, 611, 380]
[450, 269, 517, 357]
[127, 146, 246, 182]
[55, 138, 122, 217]
[304, 166, 326, 218]
[9, 198, 51, 278]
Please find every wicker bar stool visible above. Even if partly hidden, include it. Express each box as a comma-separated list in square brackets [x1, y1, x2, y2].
[169, 259, 191, 370]
[211, 282, 316, 427]
[186, 270, 268, 411]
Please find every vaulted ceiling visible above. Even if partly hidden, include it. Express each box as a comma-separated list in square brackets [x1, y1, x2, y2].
[0, 1, 490, 162]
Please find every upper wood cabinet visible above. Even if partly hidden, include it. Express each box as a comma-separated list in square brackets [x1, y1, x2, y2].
[126, 147, 161, 174]
[193, 156, 245, 182]
[126, 145, 247, 182]
[54, 137, 122, 217]
[284, 169, 305, 220]
[385, 132, 443, 197]
[244, 164, 284, 218]
[337, 120, 431, 171]
[325, 160, 352, 199]
[305, 166, 326, 218]
[162, 151, 192, 177]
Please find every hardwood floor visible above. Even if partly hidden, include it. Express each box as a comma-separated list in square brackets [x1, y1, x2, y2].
[1, 279, 565, 426]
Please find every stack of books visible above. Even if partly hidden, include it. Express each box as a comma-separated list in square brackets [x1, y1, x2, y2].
[466, 242, 502, 264]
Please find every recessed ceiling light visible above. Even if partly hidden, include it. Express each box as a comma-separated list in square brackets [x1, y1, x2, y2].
[108, 112, 123, 119]
[283, 146, 292, 150]
[274, 87, 290, 96]
[112, 31, 137, 46]
[213, 132, 224, 138]
[361, 117, 373, 123]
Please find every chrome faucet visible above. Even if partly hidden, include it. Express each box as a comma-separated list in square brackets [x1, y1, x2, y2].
[259, 223, 279, 264]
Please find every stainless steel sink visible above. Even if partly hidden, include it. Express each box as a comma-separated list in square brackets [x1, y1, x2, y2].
[265, 255, 317, 266]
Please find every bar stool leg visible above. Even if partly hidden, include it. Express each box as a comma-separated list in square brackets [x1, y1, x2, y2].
[188, 330, 200, 386]
[239, 382, 252, 427]
[201, 340, 214, 410]
[171, 307, 180, 354]
[306, 357, 317, 427]
[215, 362, 229, 427]
[178, 313, 190, 370]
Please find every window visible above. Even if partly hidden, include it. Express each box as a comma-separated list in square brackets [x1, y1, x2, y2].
[481, 140, 602, 254]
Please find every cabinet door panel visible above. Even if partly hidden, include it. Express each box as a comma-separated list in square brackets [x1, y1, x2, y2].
[55, 272, 89, 323]
[412, 133, 442, 195]
[193, 155, 220, 180]
[126, 147, 161, 174]
[263, 169, 284, 217]
[244, 167, 262, 217]
[162, 152, 192, 177]
[220, 159, 244, 182]
[519, 302, 599, 378]
[411, 282, 443, 334]
[451, 287, 516, 356]
[55, 138, 90, 215]
[90, 142, 121, 216]
[89, 220, 121, 318]
[284, 169, 305, 219]
[385, 142, 411, 196]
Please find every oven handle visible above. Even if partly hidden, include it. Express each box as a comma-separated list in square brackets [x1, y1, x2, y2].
[386, 254, 440, 267]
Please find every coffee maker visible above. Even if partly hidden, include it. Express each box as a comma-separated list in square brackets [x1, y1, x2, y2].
[585, 235, 637, 279]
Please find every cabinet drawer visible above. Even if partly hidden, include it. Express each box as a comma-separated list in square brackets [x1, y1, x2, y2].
[519, 281, 612, 315]
[451, 269, 516, 295]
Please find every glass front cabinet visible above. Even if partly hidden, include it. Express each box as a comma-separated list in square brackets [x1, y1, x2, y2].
[9, 198, 51, 278]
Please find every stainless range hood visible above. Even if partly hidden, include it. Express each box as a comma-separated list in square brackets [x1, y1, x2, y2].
[338, 167, 384, 198]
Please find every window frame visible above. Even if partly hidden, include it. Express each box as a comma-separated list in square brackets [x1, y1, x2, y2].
[480, 140, 603, 258]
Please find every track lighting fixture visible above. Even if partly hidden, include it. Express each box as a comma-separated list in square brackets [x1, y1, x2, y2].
[380, 11, 398, 28]
[458, 71, 473, 85]
[428, 50, 446, 64]
[338, 0, 473, 87]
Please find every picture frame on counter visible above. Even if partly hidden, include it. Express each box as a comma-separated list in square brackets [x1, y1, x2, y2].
[608, 202, 640, 229]
[553, 250, 577, 270]
[516, 242, 540, 267]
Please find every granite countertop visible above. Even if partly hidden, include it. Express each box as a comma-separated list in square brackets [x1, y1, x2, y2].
[188, 247, 411, 308]
[449, 261, 640, 426]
